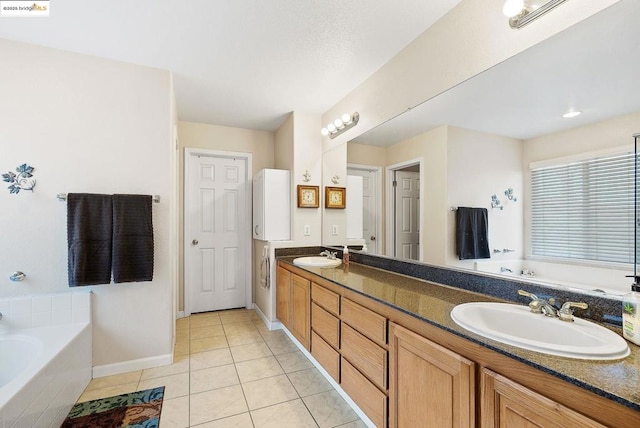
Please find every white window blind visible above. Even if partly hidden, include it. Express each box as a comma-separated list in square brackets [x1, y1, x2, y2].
[530, 151, 635, 265]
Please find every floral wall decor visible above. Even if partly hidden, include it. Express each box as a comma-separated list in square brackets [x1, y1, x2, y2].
[2, 164, 36, 194]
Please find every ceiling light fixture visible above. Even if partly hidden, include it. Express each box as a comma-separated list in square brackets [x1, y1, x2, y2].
[562, 111, 582, 118]
[321, 112, 360, 139]
[503, 0, 569, 29]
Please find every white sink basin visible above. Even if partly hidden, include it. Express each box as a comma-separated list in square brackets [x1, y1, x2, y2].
[293, 256, 342, 268]
[450, 302, 630, 360]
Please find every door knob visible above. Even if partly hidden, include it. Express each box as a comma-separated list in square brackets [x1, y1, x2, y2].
[370, 236, 376, 241]
[192, 239, 199, 245]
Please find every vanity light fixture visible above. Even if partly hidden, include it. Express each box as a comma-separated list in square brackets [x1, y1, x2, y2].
[321, 112, 359, 139]
[503, 0, 568, 29]
[562, 110, 582, 118]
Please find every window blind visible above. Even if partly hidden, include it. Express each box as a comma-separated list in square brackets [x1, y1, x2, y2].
[530, 152, 636, 265]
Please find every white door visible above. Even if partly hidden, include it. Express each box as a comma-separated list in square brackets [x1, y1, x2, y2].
[347, 167, 379, 253]
[394, 170, 420, 260]
[187, 153, 247, 313]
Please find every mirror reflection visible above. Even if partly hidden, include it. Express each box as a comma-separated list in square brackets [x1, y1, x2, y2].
[341, 0, 640, 297]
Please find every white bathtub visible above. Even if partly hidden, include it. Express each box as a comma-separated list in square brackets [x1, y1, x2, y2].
[474, 259, 631, 298]
[0, 292, 92, 428]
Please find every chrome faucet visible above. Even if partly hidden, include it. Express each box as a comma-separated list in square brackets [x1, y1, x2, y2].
[518, 290, 557, 317]
[558, 301, 588, 322]
[319, 250, 337, 260]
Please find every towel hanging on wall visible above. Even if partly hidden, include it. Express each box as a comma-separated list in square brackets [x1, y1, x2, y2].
[456, 207, 491, 260]
[112, 194, 154, 283]
[67, 193, 113, 286]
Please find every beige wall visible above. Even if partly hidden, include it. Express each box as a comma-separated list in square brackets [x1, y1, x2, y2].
[0, 39, 174, 368]
[447, 127, 523, 269]
[177, 121, 275, 312]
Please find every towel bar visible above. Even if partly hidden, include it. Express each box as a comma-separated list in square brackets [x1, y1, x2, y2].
[57, 193, 160, 203]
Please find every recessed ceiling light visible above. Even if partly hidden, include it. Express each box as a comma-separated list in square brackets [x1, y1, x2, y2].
[562, 111, 582, 118]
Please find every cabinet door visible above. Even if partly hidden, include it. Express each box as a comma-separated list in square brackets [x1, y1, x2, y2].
[389, 323, 475, 428]
[481, 369, 606, 428]
[276, 266, 291, 328]
[291, 273, 311, 350]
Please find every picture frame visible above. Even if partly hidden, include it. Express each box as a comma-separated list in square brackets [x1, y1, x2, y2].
[325, 186, 346, 209]
[297, 185, 319, 208]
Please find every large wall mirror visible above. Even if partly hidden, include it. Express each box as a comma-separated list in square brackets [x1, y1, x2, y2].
[335, 0, 640, 298]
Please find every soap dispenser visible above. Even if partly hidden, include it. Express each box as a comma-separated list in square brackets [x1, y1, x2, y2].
[623, 277, 640, 346]
[342, 245, 350, 265]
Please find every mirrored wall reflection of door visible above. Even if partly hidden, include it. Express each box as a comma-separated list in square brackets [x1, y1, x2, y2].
[394, 168, 420, 260]
[347, 166, 381, 254]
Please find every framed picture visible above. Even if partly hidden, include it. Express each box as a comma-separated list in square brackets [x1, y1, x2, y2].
[297, 185, 319, 208]
[325, 186, 346, 209]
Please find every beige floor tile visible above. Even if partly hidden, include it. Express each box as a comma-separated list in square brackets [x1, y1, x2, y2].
[159, 396, 189, 428]
[242, 374, 299, 410]
[235, 356, 284, 383]
[191, 315, 222, 329]
[190, 364, 239, 394]
[287, 367, 333, 397]
[219, 311, 251, 324]
[85, 371, 142, 391]
[275, 351, 314, 373]
[223, 322, 259, 336]
[174, 339, 190, 356]
[265, 335, 299, 355]
[251, 399, 319, 428]
[191, 335, 229, 353]
[190, 348, 234, 371]
[230, 341, 272, 362]
[191, 412, 254, 428]
[334, 421, 367, 428]
[176, 328, 190, 341]
[190, 324, 226, 339]
[141, 354, 189, 380]
[226, 330, 265, 347]
[77, 382, 139, 403]
[258, 327, 287, 341]
[176, 317, 189, 331]
[190, 384, 248, 426]
[303, 390, 359, 428]
[137, 372, 189, 400]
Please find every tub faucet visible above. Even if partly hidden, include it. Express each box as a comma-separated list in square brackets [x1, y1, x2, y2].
[500, 267, 513, 273]
[0, 312, 3, 321]
[319, 250, 337, 260]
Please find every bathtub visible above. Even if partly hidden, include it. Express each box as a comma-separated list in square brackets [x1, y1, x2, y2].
[474, 259, 631, 298]
[0, 292, 92, 428]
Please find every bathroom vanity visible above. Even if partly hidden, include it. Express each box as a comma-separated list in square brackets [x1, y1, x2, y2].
[276, 257, 640, 428]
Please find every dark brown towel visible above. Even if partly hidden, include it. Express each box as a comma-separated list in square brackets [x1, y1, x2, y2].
[112, 194, 154, 283]
[67, 193, 113, 286]
[456, 207, 491, 260]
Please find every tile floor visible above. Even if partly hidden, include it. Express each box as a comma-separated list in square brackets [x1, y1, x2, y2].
[77, 308, 367, 427]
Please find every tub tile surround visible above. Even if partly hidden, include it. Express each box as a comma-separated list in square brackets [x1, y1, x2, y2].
[0, 291, 92, 428]
[277, 253, 640, 413]
[76, 309, 365, 428]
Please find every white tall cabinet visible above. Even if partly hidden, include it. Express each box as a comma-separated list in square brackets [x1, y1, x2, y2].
[253, 169, 290, 241]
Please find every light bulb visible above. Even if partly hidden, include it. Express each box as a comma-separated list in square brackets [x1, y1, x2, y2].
[341, 113, 351, 124]
[334, 119, 344, 129]
[327, 124, 337, 133]
[503, 0, 524, 17]
[321, 128, 329, 136]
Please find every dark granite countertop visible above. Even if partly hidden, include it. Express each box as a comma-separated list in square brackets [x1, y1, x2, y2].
[278, 257, 640, 412]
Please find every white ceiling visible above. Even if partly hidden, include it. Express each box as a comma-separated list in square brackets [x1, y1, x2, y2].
[351, 0, 640, 146]
[0, 0, 460, 131]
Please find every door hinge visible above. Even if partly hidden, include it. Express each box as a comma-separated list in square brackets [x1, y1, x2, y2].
[393, 180, 397, 187]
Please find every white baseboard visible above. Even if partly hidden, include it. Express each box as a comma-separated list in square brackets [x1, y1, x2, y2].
[254, 304, 283, 331]
[92, 353, 173, 378]
[280, 327, 375, 428]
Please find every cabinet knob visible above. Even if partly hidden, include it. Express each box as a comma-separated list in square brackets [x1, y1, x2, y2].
[192, 239, 199, 245]
[370, 236, 376, 241]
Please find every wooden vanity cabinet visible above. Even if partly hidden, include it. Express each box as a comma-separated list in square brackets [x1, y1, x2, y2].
[276, 265, 310, 350]
[389, 322, 475, 428]
[480, 369, 606, 428]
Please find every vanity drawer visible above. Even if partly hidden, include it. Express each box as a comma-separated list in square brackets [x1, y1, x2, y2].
[311, 331, 340, 382]
[312, 282, 340, 315]
[342, 298, 387, 346]
[341, 323, 387, 390]
[341, 357, 387, 428]
[312, 302, 340, 349]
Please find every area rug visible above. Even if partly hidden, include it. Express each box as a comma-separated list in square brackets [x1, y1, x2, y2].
[62, 386, 164, 428]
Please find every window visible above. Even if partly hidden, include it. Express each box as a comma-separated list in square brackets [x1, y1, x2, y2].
[530, 151, 635, 265]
